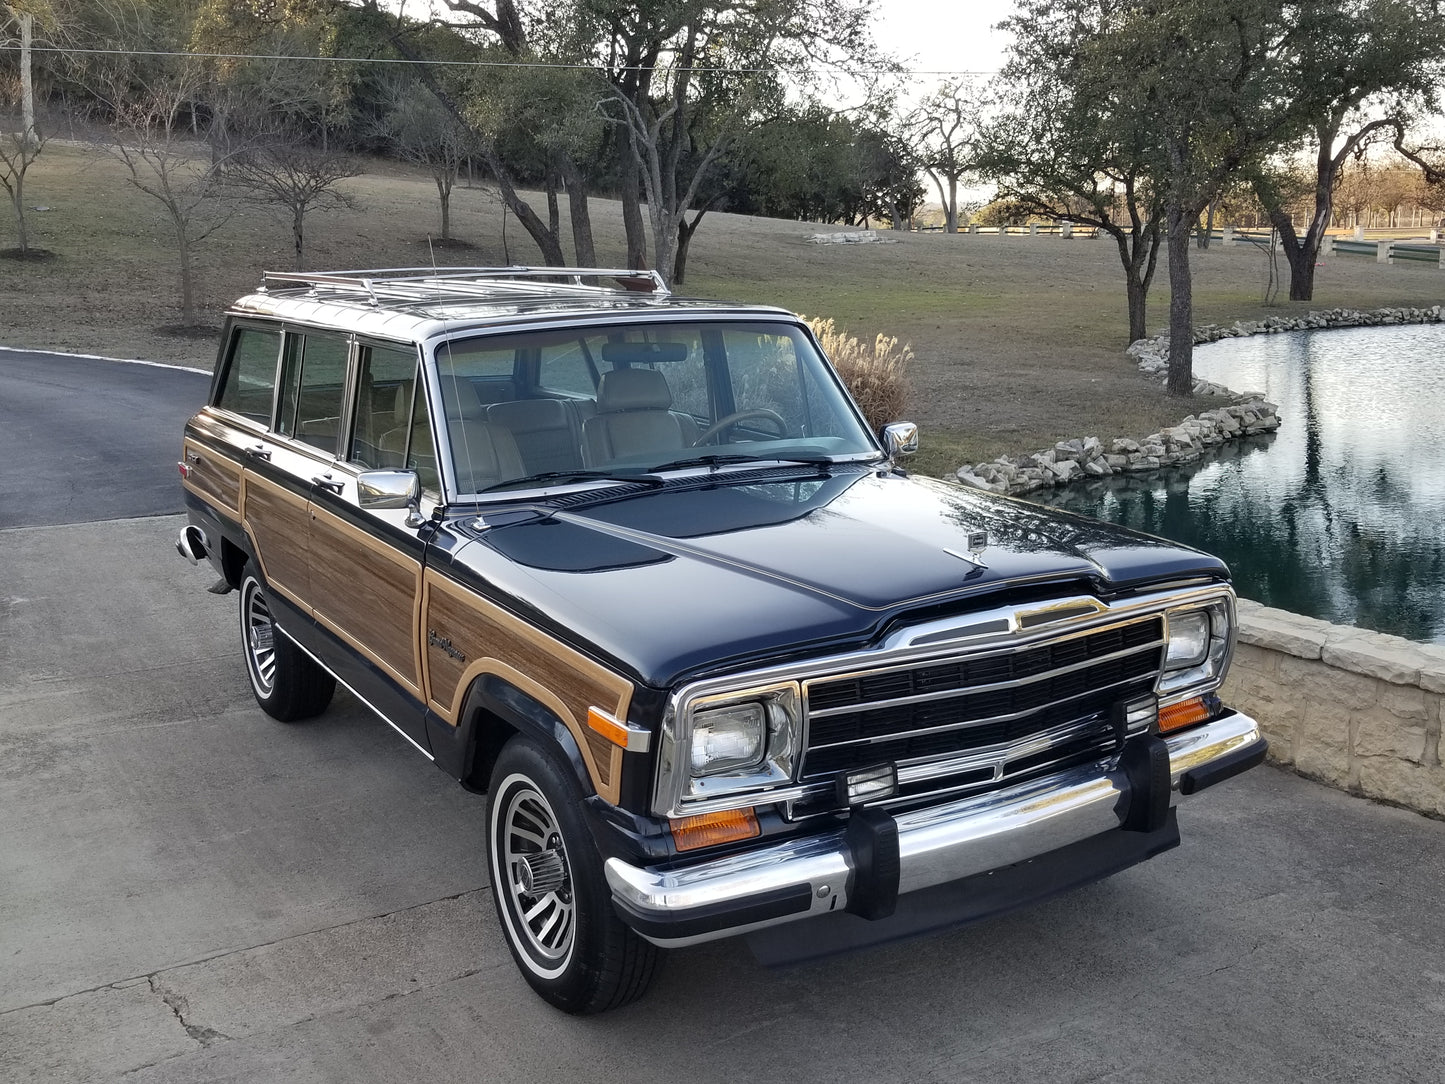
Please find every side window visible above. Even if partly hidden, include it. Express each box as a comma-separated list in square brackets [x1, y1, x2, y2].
[405, 376, 440, 496]
[538, 339, 597, 396]
[433, 341, 518, 405]
[215, 327, 281, 423]
[277, 333, 349, 455]
[350, 344, 418, 469]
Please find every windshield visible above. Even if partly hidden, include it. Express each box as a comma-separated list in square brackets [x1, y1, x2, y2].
[431, 319, 880, 498]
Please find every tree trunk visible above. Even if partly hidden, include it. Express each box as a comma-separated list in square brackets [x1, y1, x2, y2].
[621, 162, 647, 269]
[435, 173, 452, 241]
[1165, 203, 1196, 396]
[1196, 197, 1217, 250]
[936, 174, 957, 233]
[673, 208, 706, 286]
[1286, 224, 1320, 302]
[545, 173, 561, 244]
[8, 181, 27, 255]
[176, 221, 196, 327]
[649, 202, 676, 289]
[559, 157, 595, 268]
[20, 12, 36, 142]
[476, 145, 565, 265]
[1108, 218, 1162, 345]
[293, 205, 306, 270]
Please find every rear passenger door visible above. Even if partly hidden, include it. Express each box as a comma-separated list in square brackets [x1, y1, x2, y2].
[234, 325, 346, 610]
[304, 341, 437, 751]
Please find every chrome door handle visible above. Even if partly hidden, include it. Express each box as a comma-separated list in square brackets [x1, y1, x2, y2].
[245, 445, 272, 461]
[312, 475, 345, 494]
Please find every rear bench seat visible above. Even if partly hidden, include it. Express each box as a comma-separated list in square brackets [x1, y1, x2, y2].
[486, 398, 596, 476]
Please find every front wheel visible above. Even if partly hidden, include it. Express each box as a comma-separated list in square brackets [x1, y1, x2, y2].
[487, 737, 660, 1013]
[238, 566, 335, 722]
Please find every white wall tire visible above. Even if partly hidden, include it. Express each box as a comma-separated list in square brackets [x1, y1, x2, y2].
[486, 736, 660, 1013]
[238, 567, 334, 722]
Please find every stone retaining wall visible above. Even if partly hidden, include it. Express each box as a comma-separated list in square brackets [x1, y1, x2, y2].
[1226, 600, 1445, 819]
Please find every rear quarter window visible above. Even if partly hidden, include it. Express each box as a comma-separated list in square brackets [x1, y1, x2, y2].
[215, 327, 282, 423]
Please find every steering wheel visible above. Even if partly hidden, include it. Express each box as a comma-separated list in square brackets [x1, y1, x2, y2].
[691, 408, 790, 446]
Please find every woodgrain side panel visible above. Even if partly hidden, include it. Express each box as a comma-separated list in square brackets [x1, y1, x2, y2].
[182, 438, 241, 519]
[422, 571, 629, 803]
[241, 474, 310, 603]
[309, 505, 422, 694]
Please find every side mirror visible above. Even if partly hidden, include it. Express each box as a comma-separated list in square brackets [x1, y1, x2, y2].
[882, 421, 919, 459]
[358, 469, 424, 527]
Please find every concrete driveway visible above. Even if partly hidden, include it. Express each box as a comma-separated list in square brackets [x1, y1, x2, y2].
[2, 351, 1443, 1083]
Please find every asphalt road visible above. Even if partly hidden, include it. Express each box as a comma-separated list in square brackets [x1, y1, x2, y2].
[0, 348, 210, 529]
[2, 354, 1444, 1083]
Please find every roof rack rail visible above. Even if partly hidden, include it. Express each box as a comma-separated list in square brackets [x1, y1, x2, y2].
[257, 266, 670, 304]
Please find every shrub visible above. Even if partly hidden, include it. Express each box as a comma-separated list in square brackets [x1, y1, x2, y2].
[804, 316, 913, 431]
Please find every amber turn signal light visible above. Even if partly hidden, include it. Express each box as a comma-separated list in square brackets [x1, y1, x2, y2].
[586, 707, 629, 747]
[669, 808, 761, 852]
[1158, 695, 1212, 734]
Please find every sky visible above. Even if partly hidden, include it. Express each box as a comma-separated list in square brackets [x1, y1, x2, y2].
[868, 0, 1017, 83]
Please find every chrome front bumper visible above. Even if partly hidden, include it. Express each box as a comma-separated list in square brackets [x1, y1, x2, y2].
[606, 711, 1265, 948]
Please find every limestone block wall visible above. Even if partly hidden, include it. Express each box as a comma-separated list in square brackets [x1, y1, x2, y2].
[1223, 599, 1445, 819]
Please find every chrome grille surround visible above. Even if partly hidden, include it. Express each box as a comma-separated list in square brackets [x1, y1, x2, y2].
[800, 615, 1165, 783]
[651, 584, 1237, 819]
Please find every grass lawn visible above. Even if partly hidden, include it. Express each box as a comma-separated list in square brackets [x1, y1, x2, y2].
[4, 142, 1442, 477]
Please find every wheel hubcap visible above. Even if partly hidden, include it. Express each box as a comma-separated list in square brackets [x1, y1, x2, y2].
[501, 787, 575, 964]
[244, 583, 277, 695]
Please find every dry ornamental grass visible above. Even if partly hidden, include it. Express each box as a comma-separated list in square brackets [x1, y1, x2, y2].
[804, 316, 913, 431]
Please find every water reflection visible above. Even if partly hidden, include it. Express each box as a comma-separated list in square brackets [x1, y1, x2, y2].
[1035, 324, 1445, 644]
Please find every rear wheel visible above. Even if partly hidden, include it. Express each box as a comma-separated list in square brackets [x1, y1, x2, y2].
[239, 566, 334, 722]
[487, 736, 660, 1013]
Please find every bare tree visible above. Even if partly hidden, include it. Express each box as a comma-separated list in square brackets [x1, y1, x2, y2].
[227, 134, 358, 270]
[376, 79, 473, 243]
[910, 78, 989, 234]
[90, 61, 237, 325]
[1, 3, 45, 255]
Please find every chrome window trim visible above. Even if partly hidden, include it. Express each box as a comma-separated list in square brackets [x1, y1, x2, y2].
[652, 583, 1236, 818]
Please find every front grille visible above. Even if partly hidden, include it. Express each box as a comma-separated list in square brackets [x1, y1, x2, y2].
[800, 616, 1164, 782]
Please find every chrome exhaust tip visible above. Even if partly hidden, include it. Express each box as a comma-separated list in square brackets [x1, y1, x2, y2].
[176, 524, 209, 564]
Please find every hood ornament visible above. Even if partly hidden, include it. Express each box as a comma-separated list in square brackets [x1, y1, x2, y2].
[945, 530, 990, 572]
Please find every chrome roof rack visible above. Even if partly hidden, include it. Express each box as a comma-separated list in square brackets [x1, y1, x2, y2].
[257, 266, 670, 305]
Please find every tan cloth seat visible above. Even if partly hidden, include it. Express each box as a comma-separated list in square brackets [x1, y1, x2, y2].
[581, 369, 698, 466]
[378, 384, 412, 467]
[487, 398, 589, 475]
[445, 387, 524, 493]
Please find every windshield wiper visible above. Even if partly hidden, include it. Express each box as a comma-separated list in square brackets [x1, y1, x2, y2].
[479, 469, 664, 493]
[647, 453, 837, 473]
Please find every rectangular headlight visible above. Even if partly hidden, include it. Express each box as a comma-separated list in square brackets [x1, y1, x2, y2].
[1157, 598, 1234, 700]
[654, 682, 802, 817]
[691, 703, 766, 776]
[1165, 610, 1211, 670]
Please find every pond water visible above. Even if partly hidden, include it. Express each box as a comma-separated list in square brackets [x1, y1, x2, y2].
[1035, 323, 1445, 644]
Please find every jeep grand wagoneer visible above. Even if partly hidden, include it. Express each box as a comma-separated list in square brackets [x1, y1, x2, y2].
[178, 268, 1266, 1013]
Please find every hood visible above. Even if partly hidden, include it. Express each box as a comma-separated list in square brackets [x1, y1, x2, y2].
[446, 468, 1227, 687]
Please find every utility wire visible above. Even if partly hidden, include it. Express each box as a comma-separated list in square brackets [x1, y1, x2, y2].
[5, 43, 998, 77]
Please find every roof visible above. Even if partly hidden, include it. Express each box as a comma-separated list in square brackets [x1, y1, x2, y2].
[224, 267, 795, 343]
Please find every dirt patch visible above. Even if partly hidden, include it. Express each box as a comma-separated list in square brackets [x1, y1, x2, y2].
[154, 323, 224, 340]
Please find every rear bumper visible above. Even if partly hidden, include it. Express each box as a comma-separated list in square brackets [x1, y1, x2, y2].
[605, 710, 1265, 949]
